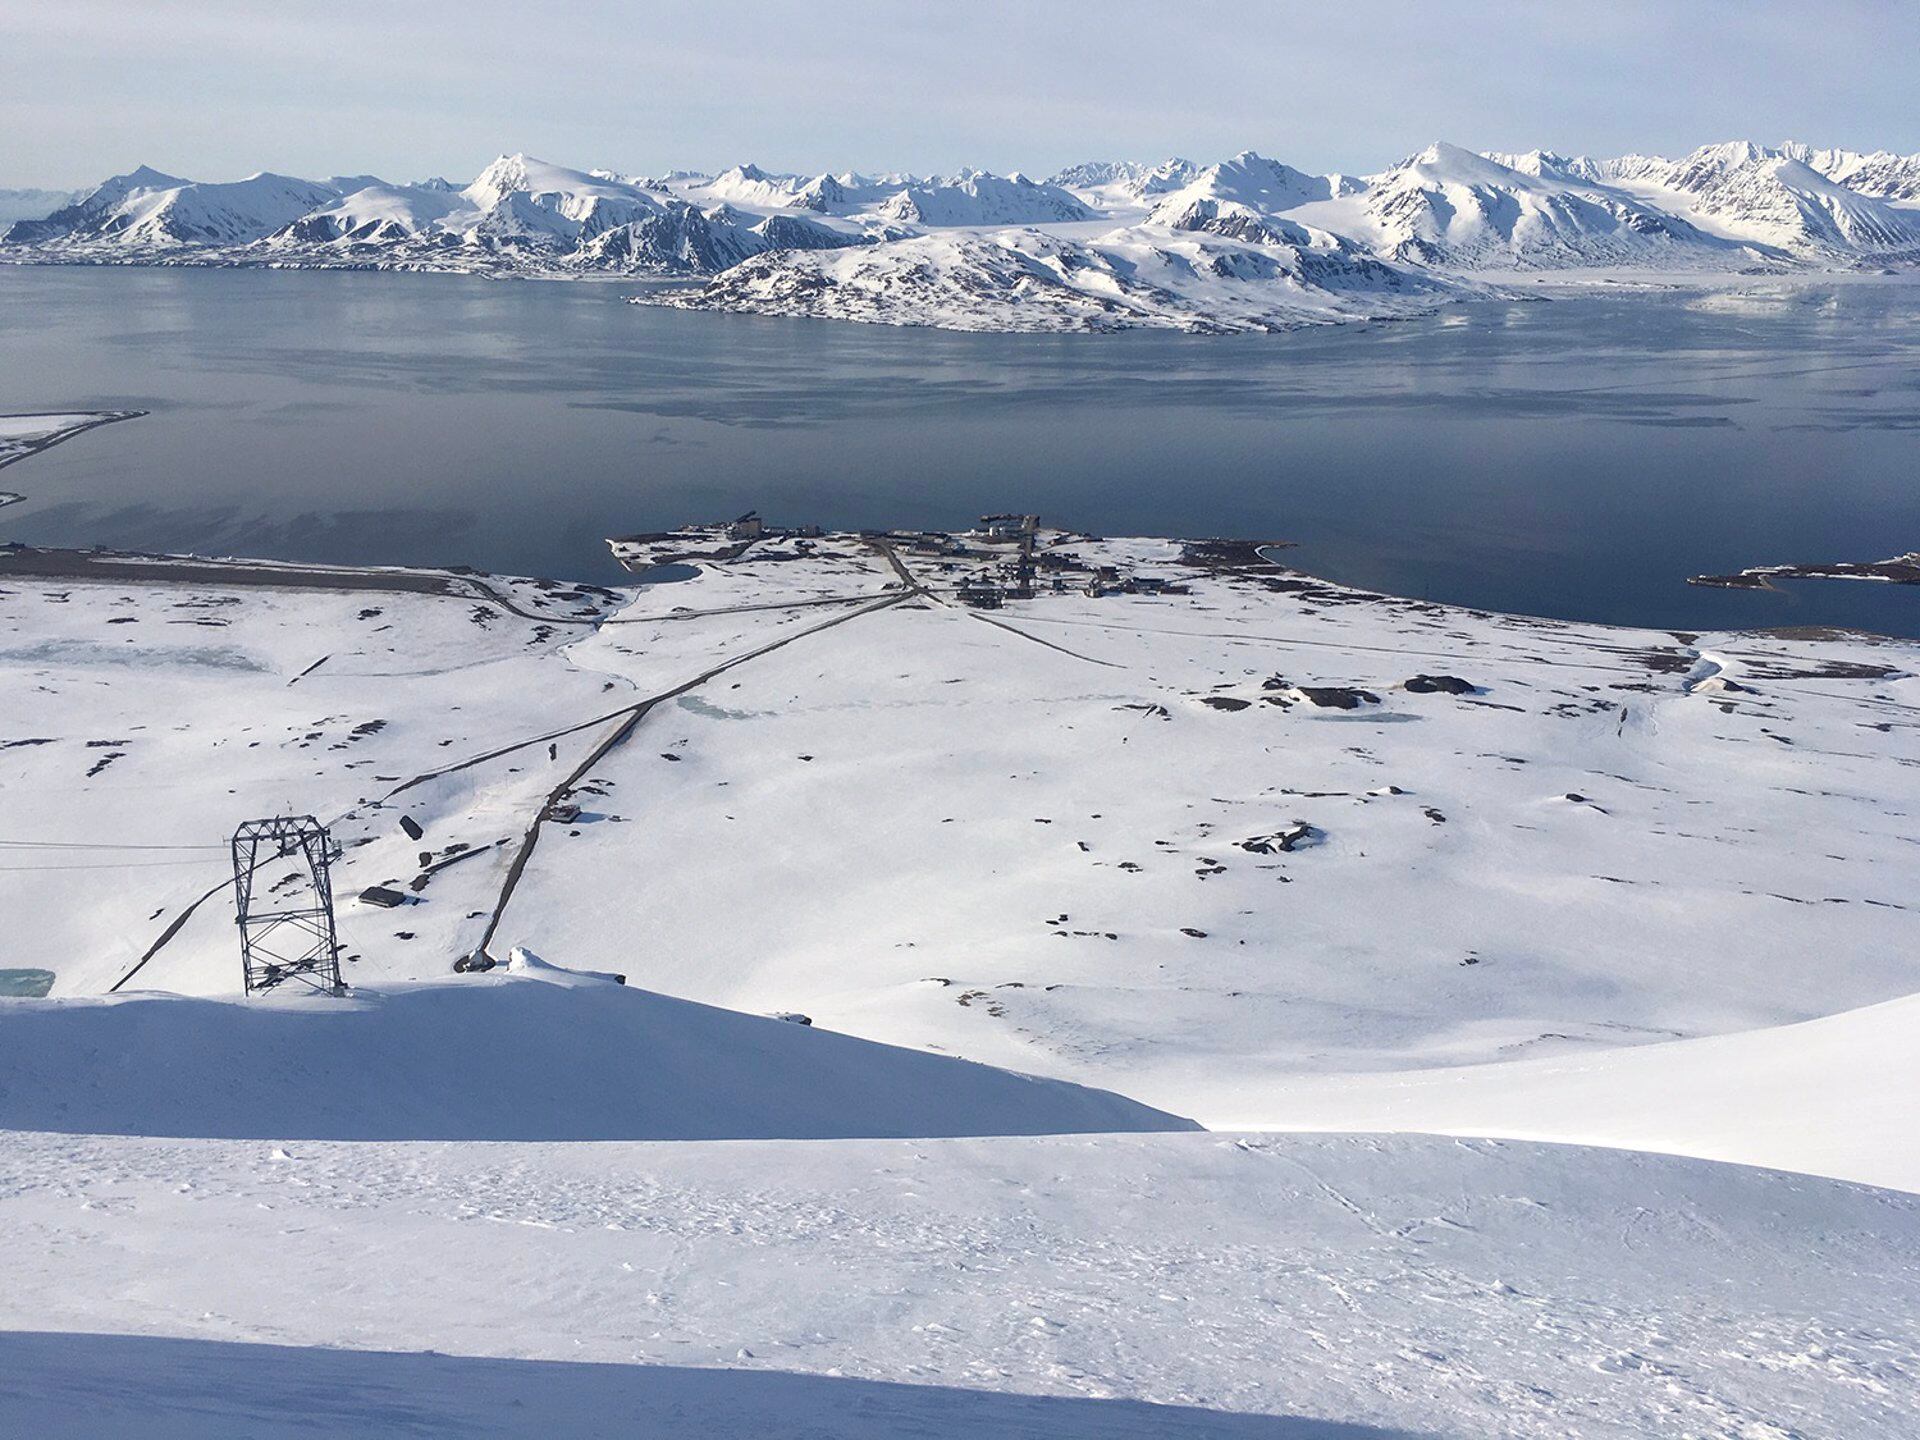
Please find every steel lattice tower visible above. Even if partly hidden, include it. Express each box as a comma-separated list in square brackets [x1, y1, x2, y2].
[232, 816, 344, 995]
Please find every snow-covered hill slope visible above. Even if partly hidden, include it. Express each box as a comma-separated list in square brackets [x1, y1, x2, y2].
[2, 1129, 1916, 1438]
[1288, 142, 1733, 268]
[261, 181, 467, 247]
[39, 170, 339, 246]
[1147, 150, 1362, 219]
[1242, 990, 1920, 1193]
[875, 170, 1094, 225]
[6, 528, 1916, 1187]
[4, 154, 871, 276]
[0, 967, 1191, 1140]
[1601, 141, 1920, 255]
[8, 135, 1918, 330]
[4, 165, 189, 243]
[0, 557, 644, 996]
[5, 530, 1918, 1436]
[1049, 156, 1198, 208]
[644, 226, 1454, 333]
[1784, 142, 1920, 202]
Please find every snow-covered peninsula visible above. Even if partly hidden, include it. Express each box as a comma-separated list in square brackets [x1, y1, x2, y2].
[4, 507, 1919, 1435]
[7, 139, 1919, 332]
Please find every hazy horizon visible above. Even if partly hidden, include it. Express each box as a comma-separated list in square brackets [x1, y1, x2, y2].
[4, 0, 1918, 189]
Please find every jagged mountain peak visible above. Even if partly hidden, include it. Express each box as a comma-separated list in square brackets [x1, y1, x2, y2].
[466, 152, 624, 196]
[113, 164, 188, 191]
[1217, 150, 1317, 180]
[875, 171, 1094, 227]
[702, 165, 816, 210]
[1591, 141, 1920, 254]
[1780, 141, 1920, 201]
[1049, 158, 1196, 191]
[1655, 140, 1785, 194]
[1686, 139, 1778, 168]
[1481, 149, 1603, 184]
[1355, 142, 1734, 269]
[1150, 151, 1346, 220]
[472, 151, 534, 179]
[460, 155, 651, 222]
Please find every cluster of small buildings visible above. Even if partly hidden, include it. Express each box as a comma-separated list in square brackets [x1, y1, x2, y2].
[607, 512, 825, 573]
[937, 515, 1191, 608]
[979, 513, 1040, 542]
[609, 511, 1193, 606]
[728, 511, 824, 542]
[1080, 566, 1189, 599]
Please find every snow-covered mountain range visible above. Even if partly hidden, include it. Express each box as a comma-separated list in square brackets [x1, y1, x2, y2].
[7, 138, 1918, 332]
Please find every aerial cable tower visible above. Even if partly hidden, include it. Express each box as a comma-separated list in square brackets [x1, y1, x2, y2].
[231, 815, 344, 995]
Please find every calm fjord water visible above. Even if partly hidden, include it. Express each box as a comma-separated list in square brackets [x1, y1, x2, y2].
[1, 264, 1916, 635]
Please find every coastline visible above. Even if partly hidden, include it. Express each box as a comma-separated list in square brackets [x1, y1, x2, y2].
[7, 532, 1915, 646]
[9, 244, 1917, 334]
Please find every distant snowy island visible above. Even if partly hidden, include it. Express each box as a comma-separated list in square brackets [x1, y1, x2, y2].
[6, 139, 1919, 332]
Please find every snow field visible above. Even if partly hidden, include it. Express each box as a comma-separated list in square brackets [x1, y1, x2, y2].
[4, 529, 1918, 1437]
[1, 1129, 1915, 1437]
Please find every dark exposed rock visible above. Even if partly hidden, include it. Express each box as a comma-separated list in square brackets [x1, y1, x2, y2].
[1239, 822, 1318, 854]
[1293, 686, 1380, 709]
[1403, 674, 1477, 695]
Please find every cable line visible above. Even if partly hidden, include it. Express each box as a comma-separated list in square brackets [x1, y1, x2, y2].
[0, 838, 228, 851]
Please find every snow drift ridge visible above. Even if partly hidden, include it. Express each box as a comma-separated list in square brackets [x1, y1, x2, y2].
[0, 971, 1198, 1141]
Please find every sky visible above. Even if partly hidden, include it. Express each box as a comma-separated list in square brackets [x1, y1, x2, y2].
[3, 0, 1918, 188]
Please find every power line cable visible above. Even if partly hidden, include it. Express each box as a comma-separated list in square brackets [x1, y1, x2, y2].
[0, 838, 228, 851]
[0, 856, 229, 872]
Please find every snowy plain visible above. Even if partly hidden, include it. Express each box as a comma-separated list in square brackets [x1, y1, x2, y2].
[3, 500, 1918, 1434]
